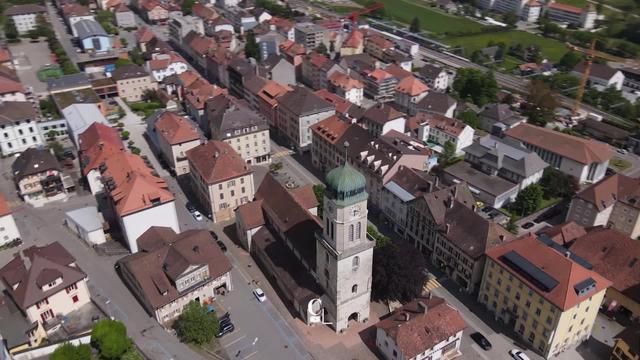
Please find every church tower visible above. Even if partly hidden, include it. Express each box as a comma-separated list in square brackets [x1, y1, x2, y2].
[316, 158, 373, 333]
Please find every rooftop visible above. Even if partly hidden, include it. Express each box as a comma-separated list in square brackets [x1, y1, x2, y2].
[47, 73, 91, 92]
[111, 64, 150, 81]
[4, 4, 46, 16]
[153, 111, 200, 145]
[0, 101, 35, 126]
[73, 19, 108, 40]
[12, 148, 60, 182]
[443, 161, 519, 197]
[186, 141, 251, 184]
[463, 135, 548, 178]
[278, 86, 333, 117]
[574, 173, 640, 211]
[395, 76, 428, 96]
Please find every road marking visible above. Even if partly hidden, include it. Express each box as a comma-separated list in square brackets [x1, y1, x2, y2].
[224, 334, 246, 347]
[241, 351, 258, 360]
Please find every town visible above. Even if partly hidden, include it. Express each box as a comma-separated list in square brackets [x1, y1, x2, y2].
[0, 0, 638, 359]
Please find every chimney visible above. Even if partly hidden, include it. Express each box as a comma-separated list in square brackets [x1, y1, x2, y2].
[402, 312, 410, 321]
[434, 177, 439, 188]
[417, 301, 428, 314]
[499, 235, 505, 242]
[445, 223, 451, 234]
[564, 251, 571, 258]
[447, 197, 454, 209]
[214, 151, 219, 158]
[472, 204, 477, 212]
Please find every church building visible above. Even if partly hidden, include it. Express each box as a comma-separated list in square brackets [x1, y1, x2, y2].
[235, 161, 374, 333]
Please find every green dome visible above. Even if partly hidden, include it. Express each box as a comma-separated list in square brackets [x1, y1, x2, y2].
[325, 163, 368, 206]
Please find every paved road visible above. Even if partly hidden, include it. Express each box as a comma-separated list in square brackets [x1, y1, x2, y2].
[45, 1, 78, 63]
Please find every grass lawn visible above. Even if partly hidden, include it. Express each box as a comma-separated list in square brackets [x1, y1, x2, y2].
[610, 157, 632, 172]
[326, 4, 361, 14]
[445, 30, 568, 63]
[353, 0, 486, 35]
[500, 196, 562, 221]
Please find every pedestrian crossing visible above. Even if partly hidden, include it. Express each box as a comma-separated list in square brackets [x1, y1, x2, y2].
[423, 277, 442, 293]
[271, 150, 292, 159]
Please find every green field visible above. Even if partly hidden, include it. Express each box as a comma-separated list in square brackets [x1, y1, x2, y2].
[446, 30, 568, 63]
[353, 0, 486, 35]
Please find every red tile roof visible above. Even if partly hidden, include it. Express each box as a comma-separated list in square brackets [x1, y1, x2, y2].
[384, 64, 413, 80]
[409, 112, 466, 137]
[574, 173, 640, 211]
[0, 193, 11, 217]
[365, 68, 394, 82]
[505, 123, 613, 165]
[62, 3, 90, 17]
[0, 76, 24, 95]
[236, 200, 265, 229]
[310, 114, 350, 145]
[538, 221, 587, 246]
[395, 76, 428, 96]
[154, 111, 200, 145]
[313, 89, 354, 114]
[191, 3, 219, 21]
[547, 2, 584, 14]
[366, 34, 394, 49]
[328, 72, 363, 91]
[185, 82, 226, 111]
[257, 80, 292, 107]
[136, 26, 156, 44]
[487, 234, 611, 310]
[0, 49, 12, 64]
[376, 296, 465, 359]
[343, 30, 364, 49]
[186, 141, 251, 184]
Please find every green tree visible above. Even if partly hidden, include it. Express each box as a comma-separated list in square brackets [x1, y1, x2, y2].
[315, 43, 328, 55]
[122, 349, 145, 360]
[457, 110, 480, 129]
[120, 130, 130, 140]
[129, 48, 144, 65]
[539, 167, 578, 199]
[182, 0, 196, 15]
[503, 12, 518, 28]
[367, 225, 391, 248]
[4, 18, 19, 42]
[115, 58, 134, 67]
[120, 37, 128, 47]
[452, 68, 498, 106]
[48, 141, 65, 160]
[506, 216, 518, 234]
[313, 184, 325, 218]
[91, 319, 128, 350]
[524, 80, 558, 127]
[409, 17, 420, 33]
[439, 140, 457, 166]
[557, 51, 583, 70]
[50, 342, 92, 360]
[511, 184, 543, 216]
[173, 301, 219, 345]
[372, 242, 427, 302]
[100, 331, 132, 359]
[244, 31, 260, 60]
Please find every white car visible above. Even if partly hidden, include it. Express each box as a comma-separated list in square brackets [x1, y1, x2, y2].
[192, 211, 204, 222]
[253, 288, 266, 302]
[509, 349, 530, 360]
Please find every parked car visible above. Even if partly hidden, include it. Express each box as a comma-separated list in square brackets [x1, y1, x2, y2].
[521, 222, 534, 229]
[509, 349, 530, 360]
[216, 240, 227, 252]
[616, 148, 628, 155]
[192, 211, 204, 221]
[470, 332, 492, 350]
[215, 322, 235, 338]
[186, 202, 196, 213]
[209, 230, 218, 240]
[253, 288, 266, 302]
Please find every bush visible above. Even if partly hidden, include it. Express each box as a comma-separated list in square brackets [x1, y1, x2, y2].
[131, 147, 141, 155]
[173, 301, 219, 345]
[120, 131, 130, 140]
[50, 342, 91, 360]
[91, 319, 131, 360]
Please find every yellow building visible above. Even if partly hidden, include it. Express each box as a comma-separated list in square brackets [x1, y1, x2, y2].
[611, 324, 639, 360]
[478, 234, 611, 359]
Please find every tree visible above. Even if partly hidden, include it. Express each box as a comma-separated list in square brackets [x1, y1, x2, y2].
[557, 51, 583, 70]
[506, 216, 518, 234]
[409, 17, 420, 33]
[92, 319, 130, 360]
[50, 342, 92, 360]
[142, 89, 160, 102]
[315, 43, 328, 55]
[511, 184, 543, 216]
[524, 80, 558, 126]
[115, 58, 134, 67]
[4, 19, 19, 43]
[367, 225, 390, 248]
[313, 184, 325, 218]
[439, 141, 456, 166]
[120, 37, 128, 47]
[244, 31, 260, 60]
[47, 130, 58, 139]
[122, 349, 145, 360]
[372, 242, 427, 302]
[182, 0, 196, 15]
[503, 12, 518, 28]
[173, 301, 219, 345]
[452, 68, 499, 106]
[48, 141, 65, 160]
[539, 168, 578, 199]
[128, 48, 144, 65]
[457, 110, 480, 129]
[120, 130, 130, 140]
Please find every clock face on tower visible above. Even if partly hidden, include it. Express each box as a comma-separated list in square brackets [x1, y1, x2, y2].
[351, 205, 362, 219]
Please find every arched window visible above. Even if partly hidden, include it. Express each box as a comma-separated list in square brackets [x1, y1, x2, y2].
[352, 284, 358, 293]
[352, 256, 359, 270]
[349, 224, 354, 241]
[356, 222, 362, 239]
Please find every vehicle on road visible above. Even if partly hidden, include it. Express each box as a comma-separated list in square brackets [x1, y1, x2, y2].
[470, 332, 492, 350]
[521, 222, 534, 229]
[186, 202, 196, 213]
[509, 349, 530, 360]
[253, 288, 266, 302]
[215, 322, 235, 338]
[617, 148, 628, 155]
[216, 240, 227, 252]
[209, 230, 218, 240]
[192, 211, 203, 221]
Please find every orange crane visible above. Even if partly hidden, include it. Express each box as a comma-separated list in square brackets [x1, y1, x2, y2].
[567, 39, 631, 116]
[343, 2, 384, 30]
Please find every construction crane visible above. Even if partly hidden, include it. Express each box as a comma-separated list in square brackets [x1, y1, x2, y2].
[567, 39, 631, 116]
[343, 2, 384, 30]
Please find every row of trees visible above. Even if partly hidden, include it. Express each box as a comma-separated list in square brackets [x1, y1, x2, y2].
[51, 319, 142, 360]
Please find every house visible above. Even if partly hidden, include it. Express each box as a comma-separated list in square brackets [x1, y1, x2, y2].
[566, 173, 640, 239]
[544, 2, 597, 29]
[505, 123, 613, 184]
[363, 68, 397, 103]
[191, 3, 220, 35]
[0, 76, 26, 102]
[620, 67, 640, 91]
[328, 71, 363, 106]
[147, 111, 201, 175]
[64, 206, 107, 246]
[168, 13, 204, 45]
[314, 89, 365, 121]
[380, 48, 413, 72]
[138, 0, 169, 24]
[568, 227, 640, 319]
[375, 296, 465, 360]
[62, 103, 109, 148]
[394, 76, 429, 115]
[417, 64, 449, 92]
[101, 150, 179, 253]
[611, 325, 640, 360]
[0, 101, 43, 156]
[111, 64, 158, 101]
[414, 92, 457, 118]
[186, 141, 255, 222]
[4, 4, 47, 34]
[536, 221, 587, 247]
[0, 242, 91, 334]
[478, 233, 611, 358]
[276, 86, 335, 151]
[256, 55, 295, 87]
[73, 20, 112, 53]
[12, 148, 68, 207]
[268, 16, 294, 41]
[340, 53, 381, 75]
[117, 227, 232, 323]
[478, 103, 525, 134]
[227, 57, 255, 99]
[412, 112, 474, 155]
[340, 30, 364, 57]
[364, 34, 394, 61]
[256, 80, 292, 127]
[576, 118, 630, 147]
[77, 122, 124, 195]
[0, 194, 21, 247]
[184, 80, 226, 131]
[61, 4, 94, 37]
[360, 103, 406, 137]
[572, 62, 625, 91]
[145, 51, 189, 82]
[294, 23, 326, 51]
[114, 4, 136, 28]
[300, 52, 342, 91]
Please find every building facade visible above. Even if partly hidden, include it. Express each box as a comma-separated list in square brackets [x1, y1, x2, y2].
[0, 101, 43, 156]
[111, 64, 158, 102]
[4, 4, 47, 34]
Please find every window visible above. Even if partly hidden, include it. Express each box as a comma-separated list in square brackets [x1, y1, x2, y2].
[535, 308, 541, 316]
[352, 256, 359, 269]
[65, 283, 78, 293]
[240, 178, 244, 184]
[219, 193, 224, 200]
[218, 184, 223, 190]
[349, 224, 354, 241]
[356, 222, 361, 239]
[525, 300, 531, 308]
[352, 284, 357, 293]
[72, 295, 79, 303]
[241, 187, 245, 193]
[231, 190, 235, 197]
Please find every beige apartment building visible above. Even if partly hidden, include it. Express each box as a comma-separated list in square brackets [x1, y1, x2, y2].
[149, 111, 201, 175]
[111, 64, 158, 102]
[187, 141, 255, 223]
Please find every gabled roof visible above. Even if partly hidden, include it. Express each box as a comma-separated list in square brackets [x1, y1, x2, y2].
[573, 62, 620, 81]
[538, 221, 587, 247]
[277, 86, 334, 117]
[310, 115, 351, 145]
[186, 141, 251, 184]
[505, 123, 613, 165]
[342, 30, 364, 48]
[136, 26, 156, 43]
[463, 135, 548, 178]
[385, 166, 437, 201]
[154, 111, 200, 145]
[328, 72, 363, 91]
[415, 92, 457, 115]
[395, 76, 428, 96]
[62, 3, 91, 17]
[4, 4, 46, 16]
[384, 64, 412, 81]
[479, 103, 521, 125]
[547, 2, 584, 14]
[0, 76, 24, 95]
[411, 112, 467, 137]
[0, 101, 36, 126]
[73, 19, 107, 40]
[418, 63, 445, 80]
[574, 173, 640, 211]
[111, 64, 150, 81]
[361, 103, 404, 125]
[12, 148, 60, 182]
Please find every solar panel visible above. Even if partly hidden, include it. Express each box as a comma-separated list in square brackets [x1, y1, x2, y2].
[574, 277, 596, 297]
[501, 251, 559, 292]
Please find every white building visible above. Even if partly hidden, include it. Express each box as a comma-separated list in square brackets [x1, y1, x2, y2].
[572, 62, 625, 91]
[521, 0, 542, 22]
[4, 4, 47, 34]
[545, 2, 597, 29]
[145, 52, 189, 82]
[168, 13, 204, 44]
[361, 103, 406, 138]
[375, 296, 465, 360]
[417, 64, 449, 92]
[0, 194, 21, 247]
[395, 76, 429, 115]
[147, 111, 201, 175]
[64, 207, 106, 246]
[0, 77, 26, 102]
[0, 101, 44, 156]
[414, 112, 474, 156]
